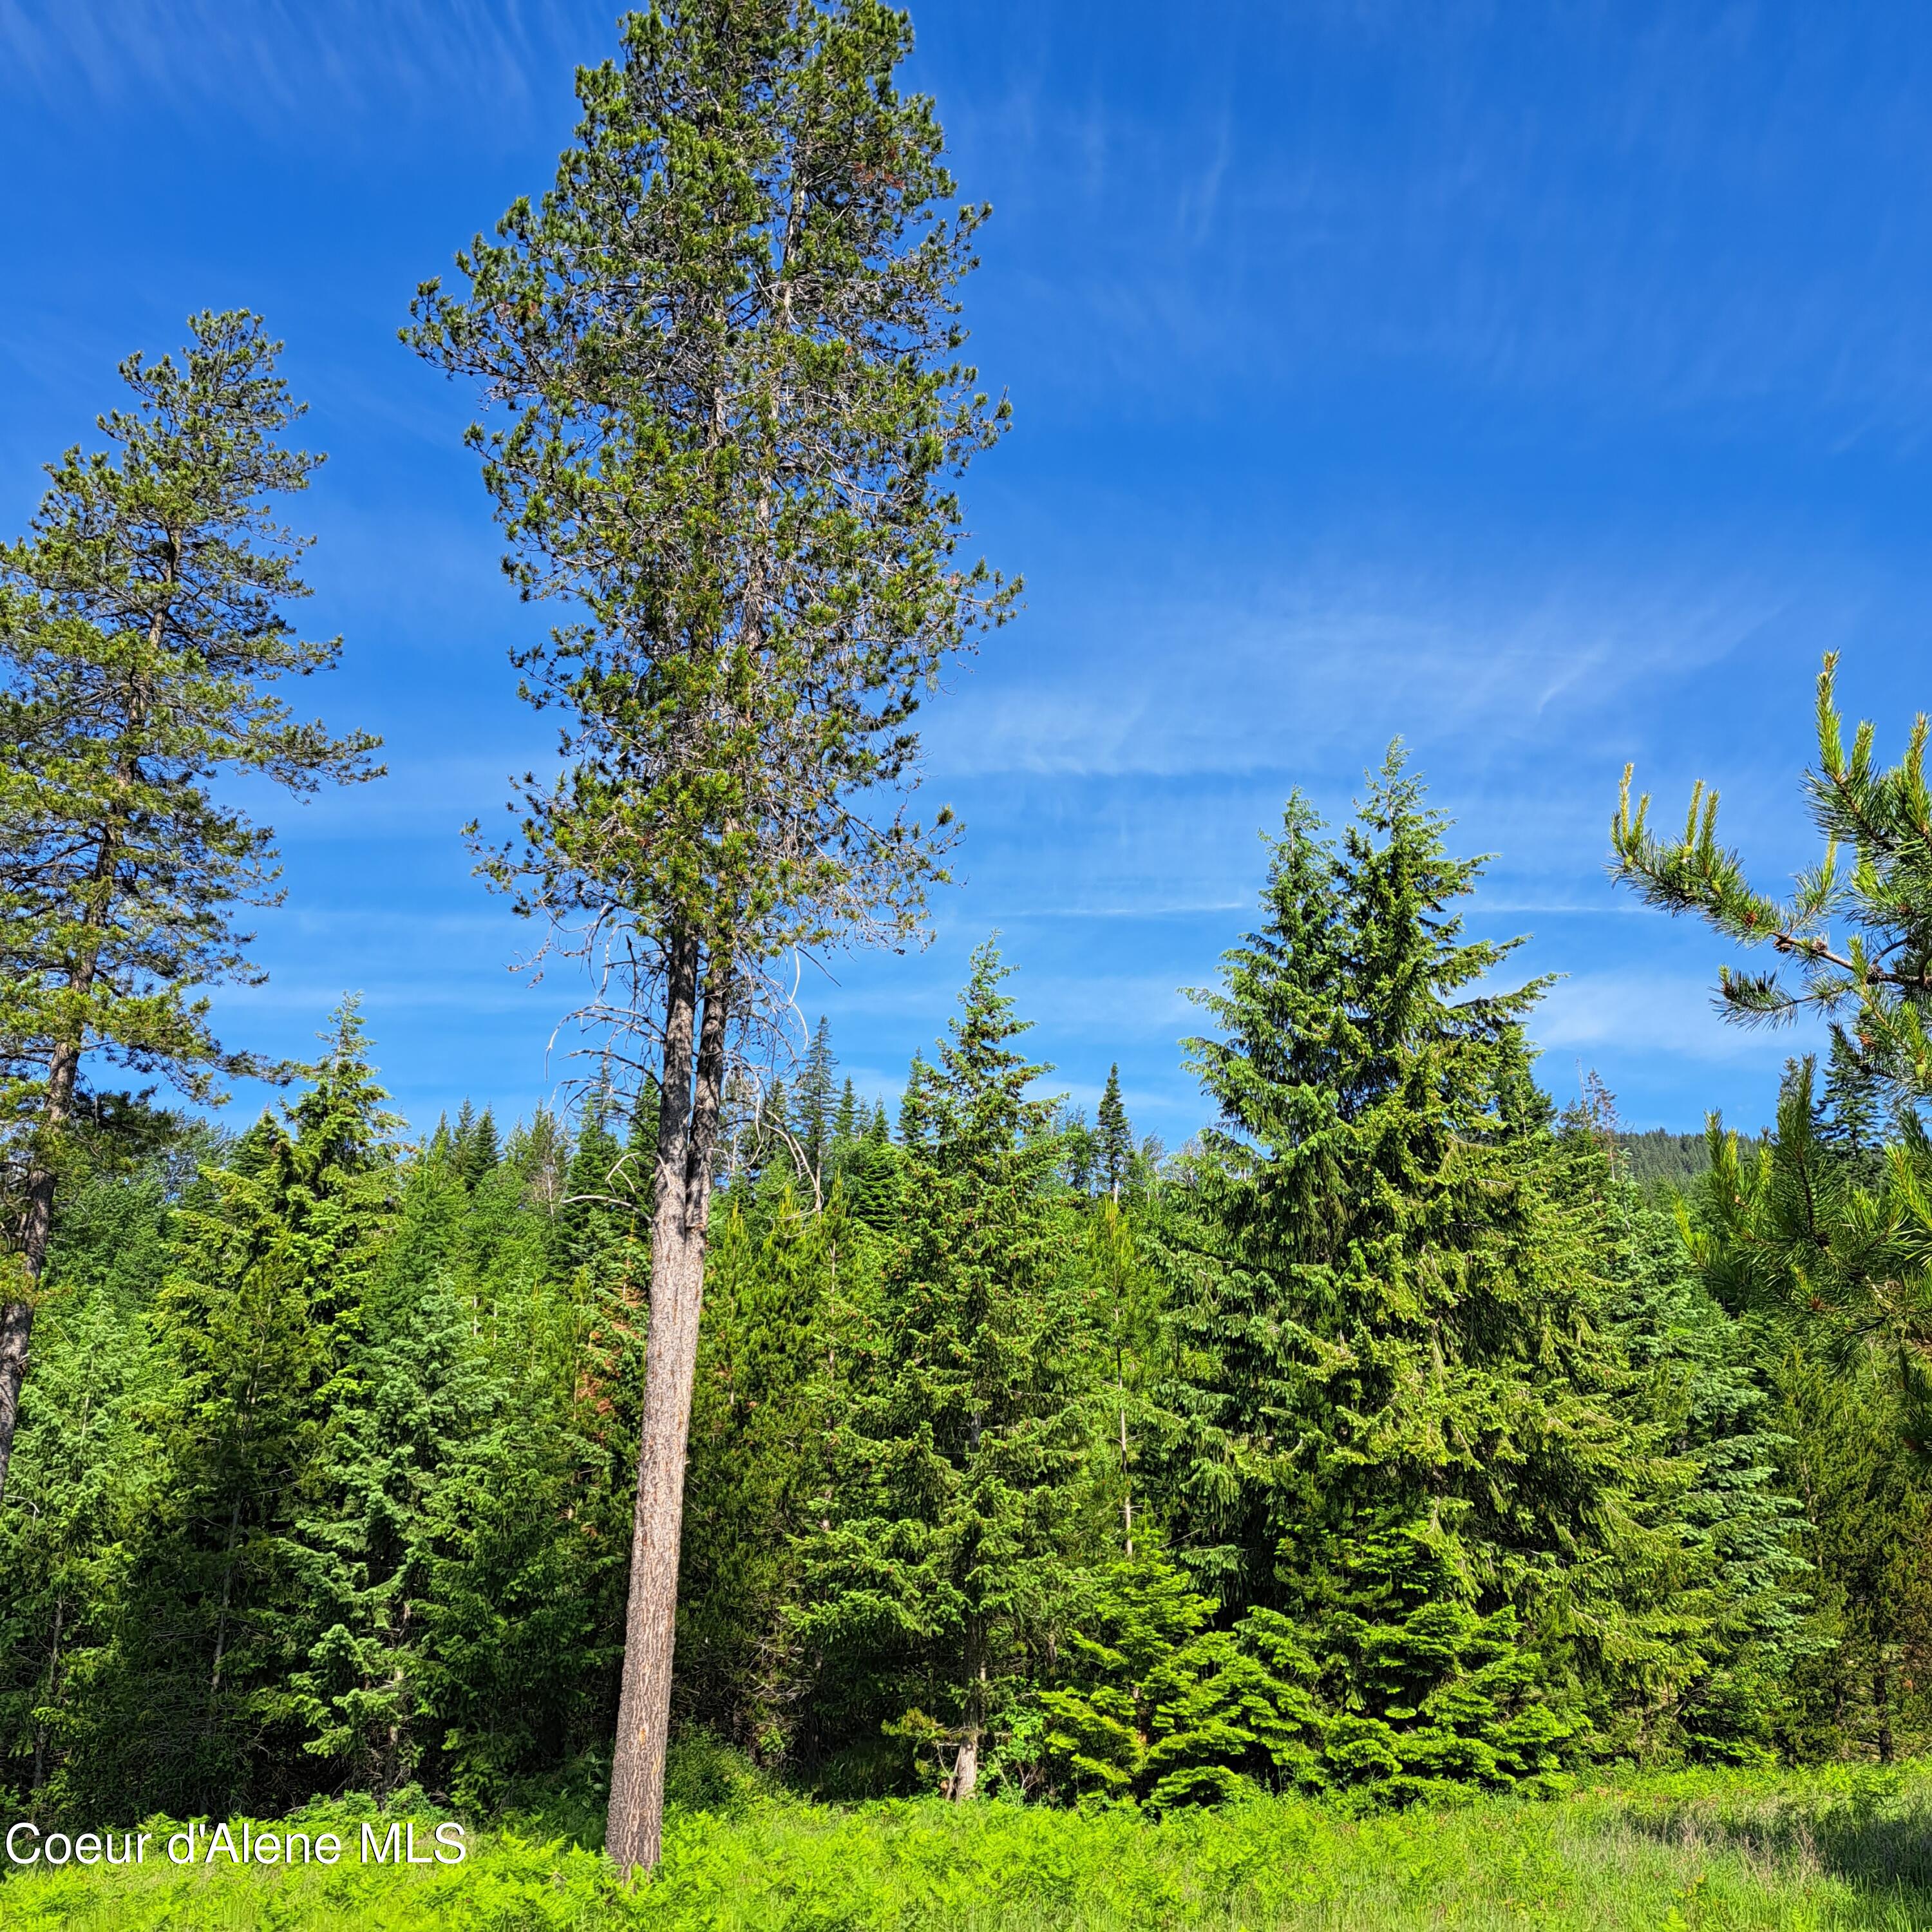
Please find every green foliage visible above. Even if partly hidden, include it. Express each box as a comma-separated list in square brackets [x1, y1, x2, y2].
[1689, 1059, 1932, 1433]
[793, 941, 1094, 1796]
[12, 1769, 1932, 1929]
[405, 0, 1013, 968]
[10, 757, 1932, 1830]
[1611, 652, 1932, 1112]
[1765, 1350, 1932, 1764]
[1038, 1551, 1324, 1806]
[676, 1192, 837, 1761]
[1150, 756, 1623, 1802]
[1587, 1159, 1814, 1762]
[0, 308, 380, 1224]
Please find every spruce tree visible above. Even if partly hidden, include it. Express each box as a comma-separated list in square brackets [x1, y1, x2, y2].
[454, 1102, 502, 1191]
[838, 1103, 903, 1234]
[678, 1189, 836, 1757]
[796, 1018, 838, 1194]
[0, 312, 381, 1504]
[83, 1005, 395, 1814]
[794, 942, 1090, 1799]
[1551, 1121, 1813, 1761]
[1095, 1065, 1133, 1202]
[1155, 757, 1627, 1801]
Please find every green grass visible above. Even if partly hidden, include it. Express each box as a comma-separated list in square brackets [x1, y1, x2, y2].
[5, 1766, 1932, 1929]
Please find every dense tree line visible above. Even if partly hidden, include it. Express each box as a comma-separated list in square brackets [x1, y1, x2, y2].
[6, 755, 1929, 1824]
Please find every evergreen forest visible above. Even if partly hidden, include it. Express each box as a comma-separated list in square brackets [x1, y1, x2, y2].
[8, 753, 1932, 1834]
[10, 2, 1932, 1925]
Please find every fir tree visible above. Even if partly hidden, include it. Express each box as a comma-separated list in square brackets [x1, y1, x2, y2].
[76, 1004, 396, 1814]
[796, 1018, 838, 1193]
[795, 942, 1090, 1800]
[1096, 1066, 1133, 1203]
[838, 1104, 903, 1235]
[1060, 1106, 1096, 1197]
[451, 1101, 502, 1191]
[897, 1060, 927, 1145]
[1550, 1119, 1814, 1761]
[1821, 1028, 1884, 1164]
[1154, 761, 1625, 1801]
[1767, 1349, 1932, 1763]
[679, 1189, 837, 1759]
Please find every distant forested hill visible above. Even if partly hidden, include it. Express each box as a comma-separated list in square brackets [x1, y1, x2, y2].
[1616, 1127, 1769, 1195]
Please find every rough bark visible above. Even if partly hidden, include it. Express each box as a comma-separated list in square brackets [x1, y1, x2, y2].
[0, 1300, 33, 1509]
[949, 1626, 987, 1803]
[0, 1027, 84, 1507]
[0, 659, 131, 1508]
[607, 931, 731, 1874]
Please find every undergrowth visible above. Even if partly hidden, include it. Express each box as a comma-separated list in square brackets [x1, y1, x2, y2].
[2, 1764, 1930, 1929]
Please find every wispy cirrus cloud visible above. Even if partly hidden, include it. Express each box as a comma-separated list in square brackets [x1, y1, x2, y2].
[924, 561, 1786, 782]
[0, 0, 607, 128]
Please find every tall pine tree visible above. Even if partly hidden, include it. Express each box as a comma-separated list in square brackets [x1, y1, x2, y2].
[0, 312, 381, 1503]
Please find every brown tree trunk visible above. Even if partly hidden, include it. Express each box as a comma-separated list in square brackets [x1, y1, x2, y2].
[0, 1027, 85, 1508]
[0, 667, 133, 1511]
[607, 930, 730, 1875]
[950, 1622, 987, 1803]
[31, 1593, 63, 1794]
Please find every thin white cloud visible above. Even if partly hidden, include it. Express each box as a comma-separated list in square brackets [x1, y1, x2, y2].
[1531, 968, 1814, 1066]
[924, 561, 1781, 781]
[0, 0, 606, 129]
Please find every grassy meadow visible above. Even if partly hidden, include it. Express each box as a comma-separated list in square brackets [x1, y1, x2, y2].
[3, 1766, 1931, 1931]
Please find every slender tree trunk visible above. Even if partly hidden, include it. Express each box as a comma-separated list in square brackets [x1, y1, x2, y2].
[209, 1493, 245, 1705]
[607, 929, 731, 1875]
[0, 1026, 86, 1506]
[32, 1594, 64, 1793]
[0, 656, 137, 1508]
[1875, 1652, 1895, 1763]
[951, 1621, 986, 1802]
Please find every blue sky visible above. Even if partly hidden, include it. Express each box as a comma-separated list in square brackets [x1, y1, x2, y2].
[5, 0, 1929, 1148]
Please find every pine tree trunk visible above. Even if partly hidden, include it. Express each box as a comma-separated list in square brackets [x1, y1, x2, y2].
[0, 761, 123, 1508]
[31, 1594, 63, 1793]
[0, 1027, 85, 1507]
[607, 931, 730, 1875]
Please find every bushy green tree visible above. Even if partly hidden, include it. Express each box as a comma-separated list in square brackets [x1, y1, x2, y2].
[1765, 1349, 1932, 1762]
[1095, 1065, 1133, 1203]
[1151, 759, 1624, 1801]
[1542, 1118, 1813, 1762]
[794, 943, 1092, 1799]
[677, 1191, 840, 1761]
[1037, 1550, 1323, 1807]
[0, 1136, 182, 1804]
[50, 1006, 394, 1815]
